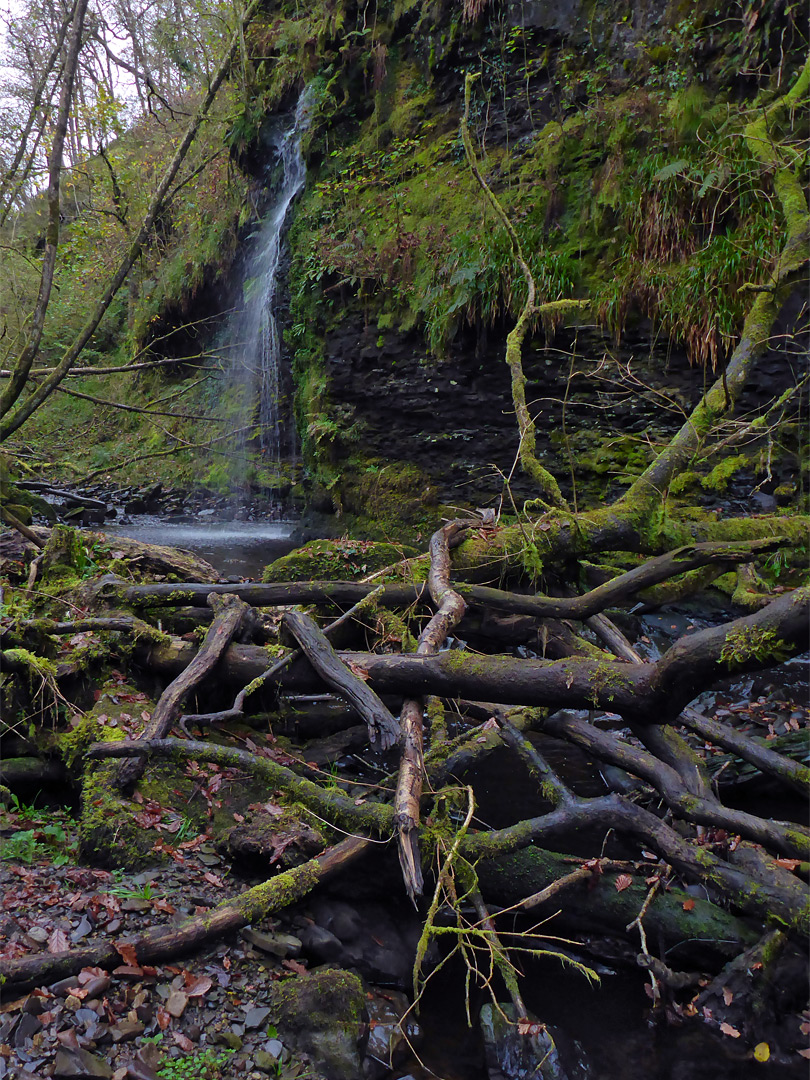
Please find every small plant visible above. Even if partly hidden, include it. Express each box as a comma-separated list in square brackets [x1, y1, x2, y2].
[110, 880, 156, 902]
[157, 1048, 234, 1080]
[1, 798, 79, 866]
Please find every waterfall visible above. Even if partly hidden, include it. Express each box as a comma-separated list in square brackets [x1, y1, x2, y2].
[223, 88, 313, 485]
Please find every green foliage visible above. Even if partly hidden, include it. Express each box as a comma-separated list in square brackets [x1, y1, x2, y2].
[0, 797, 79, 867]
[156, 1048, 234, 1080]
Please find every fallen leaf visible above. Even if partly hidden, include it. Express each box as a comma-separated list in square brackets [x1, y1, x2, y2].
[173, 1031, 194, 1052]
[346, 661, 370, 681]
[775, 858, 801, 871]
[282, 958, 308, 975]
[682, 898, 695, 912]
[719, 1022, 741, 1038]
[185, 975, 212, 997]
[615, 874, 633, 892]
[517, 1020, 546, 1035]
[797, 1048, 810, 1060]
[115, 941, 139, 966]
[722, 987, 733, 1006]
[753, 1043, 770, 1062]
[47, 928, 70, 954]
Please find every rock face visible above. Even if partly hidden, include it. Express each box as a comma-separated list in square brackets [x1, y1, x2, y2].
[266, 968, 366, 1080]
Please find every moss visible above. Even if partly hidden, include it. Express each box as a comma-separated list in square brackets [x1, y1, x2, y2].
[718, 625, 790, 670]
[2, 648, 58, 682]
[340, 458, 441, 543]
[262, 538, 412, 582]
[700, 454, 749, 492]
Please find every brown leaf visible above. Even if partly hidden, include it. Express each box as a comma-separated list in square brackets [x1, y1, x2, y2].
[173, 1032, 195, 1052]
[517, 1020, 545, 1035]
[722, 987, 734, 1006]
[719, 1022, 741, 1038]
[775, 858, 801, 871]
[615, 874, 633, 892]
[282, 958, 308, 975]
[797, 1049, 810, 1060]
[185, 975, 212, 997]
[47, 928, 70, 954]
[78, 966, 107, 984]
[115, 941, 139, 967]
[682, 898, 695, 912]
[346, 661, 370, 681]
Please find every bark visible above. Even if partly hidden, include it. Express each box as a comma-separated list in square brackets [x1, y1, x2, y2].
[0, 0, 90, 420]
[535, 711, 809, 859]
[680, 709, 810, 796]
[477, 848, 758, 967]
[113, 593, 250, 792]
[282, 609, 400, 750]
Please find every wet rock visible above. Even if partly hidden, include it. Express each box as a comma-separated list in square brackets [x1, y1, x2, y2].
[361, 987, 420, 1080]
[480, 1004, 569, 1080]
[53, 1047, 114, 1078]
[241, 928, 302, 958]
[267, 968, 366, 1080]
[308, 899, 419, 987]
[298, 923, 344, 963]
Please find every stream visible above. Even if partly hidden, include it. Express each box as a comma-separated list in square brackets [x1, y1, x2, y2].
[100, 517, 299, 578]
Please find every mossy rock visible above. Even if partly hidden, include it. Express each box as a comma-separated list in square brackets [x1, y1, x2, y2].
[340, 458, 440, 542]
[267, 969, 366, 1080]
[262, 538, 414, 582]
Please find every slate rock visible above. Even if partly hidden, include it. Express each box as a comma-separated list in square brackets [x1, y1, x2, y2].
[241, 928, 302, 958]
[53, 1047, 114, 1078]
[244, 1006, 272, 1030]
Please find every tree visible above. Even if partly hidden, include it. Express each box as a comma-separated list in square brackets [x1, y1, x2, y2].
[0, 0, 260, 447]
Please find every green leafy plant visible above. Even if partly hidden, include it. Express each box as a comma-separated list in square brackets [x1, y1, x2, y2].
[157, 1048, 234, 1080]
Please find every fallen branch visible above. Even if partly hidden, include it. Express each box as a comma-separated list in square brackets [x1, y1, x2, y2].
[113, 593, 251, 792]
[282, 609, 400, 750]
[395, 520, 470, 902]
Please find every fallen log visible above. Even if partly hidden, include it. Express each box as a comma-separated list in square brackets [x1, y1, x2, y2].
[139, 586, 810, 722]
[113, 592, 251, 792]
[100, 539, 782, 619]
[90, 736, 809, 928]
[0, 835, 368, 995]
[282, 609, 400, 750]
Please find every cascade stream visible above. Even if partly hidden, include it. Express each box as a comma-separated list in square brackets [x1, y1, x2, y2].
[223, 88, 312, 476]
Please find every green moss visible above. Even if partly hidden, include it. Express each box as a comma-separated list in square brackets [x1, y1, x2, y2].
[263, 538, 411, 582]
[718, 625, 790, 670]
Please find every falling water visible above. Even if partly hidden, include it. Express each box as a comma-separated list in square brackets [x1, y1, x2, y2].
[223, 88, 313, 480]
